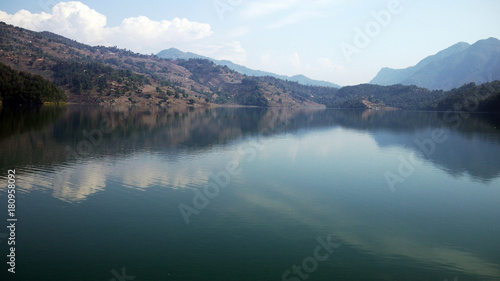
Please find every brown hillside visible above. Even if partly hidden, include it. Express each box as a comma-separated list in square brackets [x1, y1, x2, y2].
[0, 22, 325, 108]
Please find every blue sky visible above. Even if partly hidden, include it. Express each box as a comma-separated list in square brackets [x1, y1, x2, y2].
[1, 0, 500, 85]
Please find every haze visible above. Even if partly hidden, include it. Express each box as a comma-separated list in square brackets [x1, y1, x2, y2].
[1, 0, 499, 86]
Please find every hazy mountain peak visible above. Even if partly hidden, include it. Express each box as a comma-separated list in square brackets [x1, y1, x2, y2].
[291, 74, 308, 79]
[156, 48, 205, 60]
[370, 38, 500, 90]
[157, 48, 340, 88]
[469, 37, 500, 50]
[481, 37, 500, 43]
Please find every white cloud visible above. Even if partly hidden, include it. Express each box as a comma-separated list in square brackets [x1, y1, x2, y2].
[0, 1, 213, 53]
[0, 9, 52, 30]
[317, 57, 346, 73]
[296, 57, 346, 86]
[204, 41, 247, 64]
[289, 52, 301, 70]
[0, 2, 108, 44]
[177, 40, 247, 65]
[107, 16, 212, 53]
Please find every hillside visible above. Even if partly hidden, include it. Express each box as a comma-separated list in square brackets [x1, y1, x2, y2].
[329, 84, 447, 110]
[0, 62, 66, 106]
[370, 38, 500, 90]
[1, 22, 499, 112]
[329, 82, 500, 113]
[0, 22, 325, 108]
[433, 81, 500, 113]
[157, 48, 341, 88]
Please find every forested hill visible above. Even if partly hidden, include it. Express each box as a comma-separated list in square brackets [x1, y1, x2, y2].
[0, 21, 499, 112]
[0, 22, 326, 108]
[320, 82, 500, 113]
[433, 81, 500, 113]
[0, 62, 66, 106]
[329, 84, 446, 110]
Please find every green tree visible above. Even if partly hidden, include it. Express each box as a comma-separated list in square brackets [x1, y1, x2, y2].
[0, 63, 66, 106]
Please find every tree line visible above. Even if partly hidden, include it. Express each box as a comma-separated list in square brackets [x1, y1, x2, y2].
[51, 61, 150, 95]
[316, 82, 500, 112]
[0, 62, 66, 106]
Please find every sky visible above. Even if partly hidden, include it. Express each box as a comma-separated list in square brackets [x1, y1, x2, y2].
[1, 0, 499, 86]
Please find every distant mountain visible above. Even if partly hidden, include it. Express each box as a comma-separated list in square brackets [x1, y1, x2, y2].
[0, 22, 326, 108]
[157, 48, 340, 88]
[2, 22, 499, 111]
[370, 42, 470, 86]
[156, 48, 203, 60]
[370, 38, 500, 90]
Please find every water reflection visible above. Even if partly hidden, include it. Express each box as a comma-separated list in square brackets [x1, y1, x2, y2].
[2, 107, 500, 209]
[2, 107, 500, 188]
[0, 105, 67, 141]
[1, 106, 500, 280]
[227, 129, 500, 279]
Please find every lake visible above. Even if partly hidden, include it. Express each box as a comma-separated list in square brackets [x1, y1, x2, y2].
[1, 106, 500, 281]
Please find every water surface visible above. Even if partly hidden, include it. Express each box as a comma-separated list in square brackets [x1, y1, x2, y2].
[1, 106, 499, 281]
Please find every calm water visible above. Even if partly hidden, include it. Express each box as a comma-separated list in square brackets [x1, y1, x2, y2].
[1, 106, 500, 281]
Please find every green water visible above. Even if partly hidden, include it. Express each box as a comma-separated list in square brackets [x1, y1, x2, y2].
[1, 106, 499, 281]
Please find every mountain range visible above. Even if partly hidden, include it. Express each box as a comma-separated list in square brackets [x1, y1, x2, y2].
[0, 21, 330, 108]
[370, 38, 500, 90]
[0, 21, 499, 112]
[157, 48, 341, 88]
